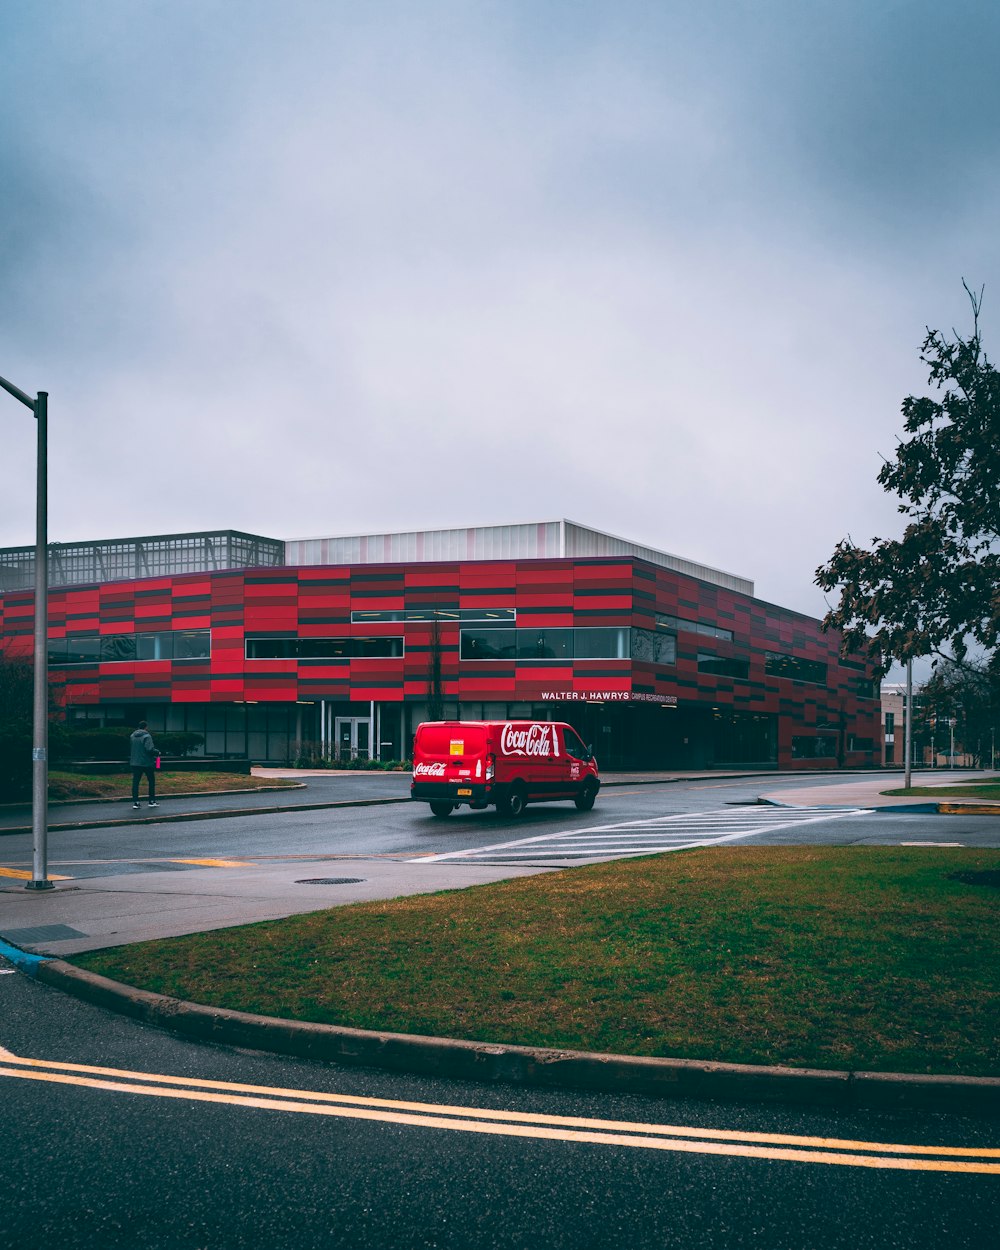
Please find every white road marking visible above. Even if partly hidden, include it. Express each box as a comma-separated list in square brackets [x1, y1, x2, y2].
[413, 806, 873, 864]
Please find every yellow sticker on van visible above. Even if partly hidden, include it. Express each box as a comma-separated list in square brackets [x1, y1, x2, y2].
[450, 740, 464, 755]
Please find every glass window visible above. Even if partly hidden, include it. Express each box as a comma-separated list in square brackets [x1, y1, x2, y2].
[631, 628, 675, 665]
[137, 632, 170, 660]
[791, 736, 837, 758]
[461, 629, 518, 660]
[245, 636, 403, 660]
[576, 627, 629, 659]
[656, 614, 733, 642]
[459, 627, 629, 661]
[245, 638, 295, 660]
[101, 635, 137, 662]
[174, 630, 211, 660]
[856, 679, 876, 699]
[64, 636, 100, 664]
[765, 652, 827, 686]
[884, 712, 895, 735]
[352, 608, 515, 624]
[517, 629, 572, 660]
[560, 727, 591, 760]
[47, 638, 69, 665]
[697, 653, 750, 679]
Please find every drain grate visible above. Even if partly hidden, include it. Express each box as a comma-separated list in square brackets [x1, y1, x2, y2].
[295, 877, 364, 886]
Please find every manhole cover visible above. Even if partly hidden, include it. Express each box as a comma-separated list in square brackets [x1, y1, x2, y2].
[948, 870, 1000, 889]
[295, 877, 364, 885]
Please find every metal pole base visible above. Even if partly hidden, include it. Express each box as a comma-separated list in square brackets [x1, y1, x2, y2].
[24, 879, 55, 891]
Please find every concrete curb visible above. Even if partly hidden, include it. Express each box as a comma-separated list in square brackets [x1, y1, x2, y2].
[0, 795, 412, 837]
[0, 782, 306, 814]
[936, 802, 1000, 815]
[28, 957, 1000, 1117]
[759, 797, 996, 816]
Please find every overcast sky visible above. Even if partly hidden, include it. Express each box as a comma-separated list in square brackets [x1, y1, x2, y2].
[3, 0, 999, 634]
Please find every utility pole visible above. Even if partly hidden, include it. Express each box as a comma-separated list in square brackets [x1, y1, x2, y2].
[0, 375, 51, 889]
[903, 658, 913, 790]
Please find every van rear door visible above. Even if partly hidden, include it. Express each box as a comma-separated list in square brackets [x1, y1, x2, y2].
[414, 723, 491, 786]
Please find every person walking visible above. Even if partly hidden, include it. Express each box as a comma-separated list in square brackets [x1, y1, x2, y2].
[129, 721, 161, 809]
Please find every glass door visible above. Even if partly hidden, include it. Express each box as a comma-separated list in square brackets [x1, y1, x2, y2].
[335, 717, 370, 761]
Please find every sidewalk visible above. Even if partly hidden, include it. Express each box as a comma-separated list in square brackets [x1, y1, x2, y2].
[760, 771, 1000, 812]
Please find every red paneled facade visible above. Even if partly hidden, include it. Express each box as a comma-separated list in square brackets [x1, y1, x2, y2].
[0, 557, 880, 769]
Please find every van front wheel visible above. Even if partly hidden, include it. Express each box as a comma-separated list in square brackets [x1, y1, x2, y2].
[501, 783, 527, 818]
[430, 800, 455, 818]
[575, 781, 598, 811]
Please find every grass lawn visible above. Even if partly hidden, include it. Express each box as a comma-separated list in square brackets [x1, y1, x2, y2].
[75, 845, 1000, 1076]
[46, 770, 301, 800]
[882, 778, 1000, 800]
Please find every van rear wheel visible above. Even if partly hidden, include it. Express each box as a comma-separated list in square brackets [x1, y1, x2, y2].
[501, 783, 527, 818]
[575, 781, 598, 811]
[429, 800, 455, 818]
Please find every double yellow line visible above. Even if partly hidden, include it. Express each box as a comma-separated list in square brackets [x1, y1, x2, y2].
[1, 1049, 997, 1173]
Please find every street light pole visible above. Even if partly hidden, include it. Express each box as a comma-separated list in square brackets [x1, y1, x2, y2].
[0, 374, 52, 890]
[903, 658, 913, 790]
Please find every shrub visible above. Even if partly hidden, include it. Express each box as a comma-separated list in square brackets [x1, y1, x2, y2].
[156, 730, 205, 757]
[292, 752, 411, 771]
[0, 719, 71, 801]
[62, 727, 131, 760]
[0, 721, 31, 801]
[61, 727, 205, 760]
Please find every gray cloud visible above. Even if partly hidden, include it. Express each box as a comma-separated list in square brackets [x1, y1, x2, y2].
[1, 0, 998, 622]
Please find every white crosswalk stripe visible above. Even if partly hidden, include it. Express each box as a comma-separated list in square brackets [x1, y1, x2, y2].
[412, 805, 872, 865]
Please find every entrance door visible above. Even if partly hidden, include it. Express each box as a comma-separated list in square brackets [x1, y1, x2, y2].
[335, 717, 370, 761]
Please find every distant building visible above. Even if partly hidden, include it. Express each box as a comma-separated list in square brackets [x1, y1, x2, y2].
[0, 520, 880, 769]
[880, 682, 906, 766]
[880, 680, 975, 768]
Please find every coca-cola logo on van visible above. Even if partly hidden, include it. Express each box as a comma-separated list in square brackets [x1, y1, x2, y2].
[500, 723, 559, 758]
[413, 761, 446, 777]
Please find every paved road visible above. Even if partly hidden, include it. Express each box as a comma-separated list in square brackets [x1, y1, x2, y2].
[3, 958, 997, 1250]
[3, 766, 983, 834]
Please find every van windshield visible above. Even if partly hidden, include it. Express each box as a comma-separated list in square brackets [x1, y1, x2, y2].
[416, 724, 489, 758]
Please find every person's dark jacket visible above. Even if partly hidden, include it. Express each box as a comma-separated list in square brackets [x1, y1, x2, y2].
[129, 728, 159, 768]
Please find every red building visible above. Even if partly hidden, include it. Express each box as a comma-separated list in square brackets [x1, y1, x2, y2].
[0, 522, 879, 770]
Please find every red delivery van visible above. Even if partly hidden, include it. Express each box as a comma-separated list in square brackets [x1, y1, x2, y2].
[410, 720, 600, 818]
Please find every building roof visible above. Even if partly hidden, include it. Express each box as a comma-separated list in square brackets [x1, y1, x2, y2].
[0, 530, 284, 591]
[285, 519, 753, 596]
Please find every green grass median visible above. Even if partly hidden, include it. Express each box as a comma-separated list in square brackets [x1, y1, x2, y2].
[74, 846, 1000, 1076]
[882, 779, 1000, 800]
[46, 770, 301, 800]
